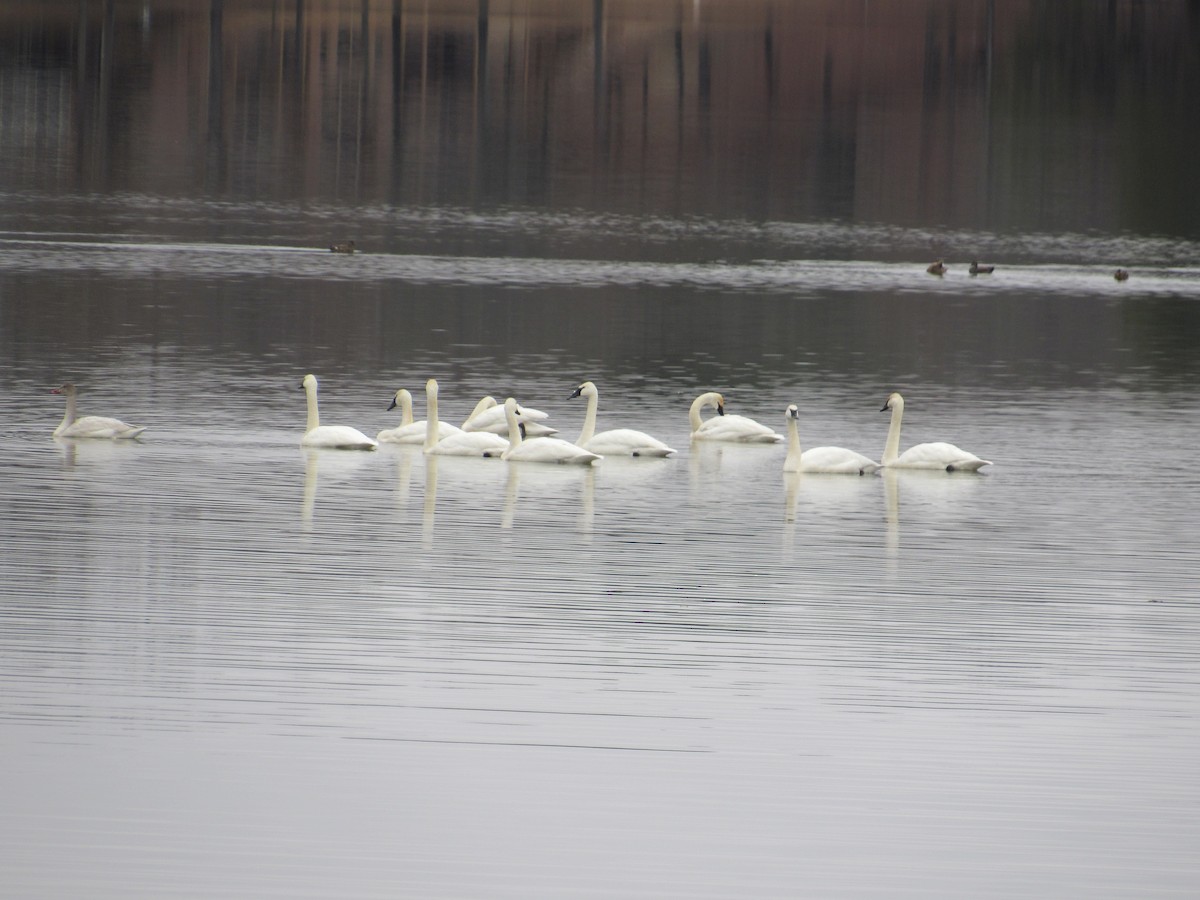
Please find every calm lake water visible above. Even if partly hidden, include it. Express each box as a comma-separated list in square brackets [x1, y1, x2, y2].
[2, 2, 1200, 898]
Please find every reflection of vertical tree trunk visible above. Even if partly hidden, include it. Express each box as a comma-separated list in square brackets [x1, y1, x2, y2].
[593, 0, 607, 173]
[390, 0, 404, 199]
[474, 0, 488, 203]
[206, 0, 224, 194]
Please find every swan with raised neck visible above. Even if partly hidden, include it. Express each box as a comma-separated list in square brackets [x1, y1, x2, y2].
[569, 381, 675, 457]
[51, 382, 147, 439]
[783, 404, 880, 475]
[502, 397, 601, 465]
[300, 374, 377, 449]
[881, 392, 992, 471]
[423, 380, 507, 457]
[379, 387, 462, 444]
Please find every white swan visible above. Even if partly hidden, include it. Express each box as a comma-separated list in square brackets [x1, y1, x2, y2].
[569, 381, 676, 457]
[880, 392, 992, 471]
[783, 404, 881, 475]
[300, 374, 377, 450]
[689, 391, 782, 443]
[462, 396, 558, 437]
[51, 382, 147, 439]
[377, 387, 463, 444]
[423, 380, 508, 457]
[502, 397, 601, 465]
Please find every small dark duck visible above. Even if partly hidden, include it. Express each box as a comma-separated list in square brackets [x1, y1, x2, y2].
[968, 260, 995, 275]
[926, 259, 947, 276]
[1113, 268, 1129, 282]
[330, 241, 357, 254]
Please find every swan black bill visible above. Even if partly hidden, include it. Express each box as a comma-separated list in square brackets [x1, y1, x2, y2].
[387, 397, 398, 411]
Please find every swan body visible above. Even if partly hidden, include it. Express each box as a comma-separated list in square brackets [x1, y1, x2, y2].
[52, 383, 147, 439]
[881, 392, 992, 472]
[570, 381, 676, 457]
[300, 374, 377, 450]
[377, 388, 463, 444]
[462, 397, 558, 437]
[424, 380, 508, 457]
[502, 397, 601, 465]
[783, 404, 880, 475]
[689, 391, 782, 443]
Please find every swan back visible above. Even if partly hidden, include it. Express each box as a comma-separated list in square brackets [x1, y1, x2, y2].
[463, 397, 556, 435]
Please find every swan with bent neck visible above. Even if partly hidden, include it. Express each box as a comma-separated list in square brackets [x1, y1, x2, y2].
[462, 396, 558, 437]
[880, 392, 992, 472]
[377, 387, 463, 444]
[783, 404, 880, 475]
[689, 391, 782, 443]
[423, 380, 508, 457]
[52, 383, 147, 439]
[502, 397, 601, 465]
[300, 374, 377, 449]
[569, 381, 675, 457]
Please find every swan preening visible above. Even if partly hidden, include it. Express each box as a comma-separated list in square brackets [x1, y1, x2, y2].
[423, 380, 508, 457]
[502, 397, 601, 465]
[462, 397, 558, 437]
[881, 392, 992, 472]
[300, 374, 377, 450]
[690, 391, 783, 443]
[569, 381, 676, 457]
[52, 383, 147, 439]
[377, 388, 463, 444]
[783, 405, 881, 475]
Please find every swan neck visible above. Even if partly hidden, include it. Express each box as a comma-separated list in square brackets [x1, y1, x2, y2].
[784, 415, 801, 471]
[578, 390, 599, 444]
[55, 392, 77, 436]
[504, 402, 523, 451]
[424, 383, 439, 452]
[304, 381, 320, 433]
[399, 392, 414, 427]
[883, 402, 903, 465]
[689, 395, 705, 433]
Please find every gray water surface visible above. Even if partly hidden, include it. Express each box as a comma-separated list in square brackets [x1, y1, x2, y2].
[3, 1, 1200, 896]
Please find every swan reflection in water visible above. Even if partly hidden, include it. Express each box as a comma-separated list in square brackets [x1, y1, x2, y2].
[502, 461, 595, 534]
[300, 447, 374, 532]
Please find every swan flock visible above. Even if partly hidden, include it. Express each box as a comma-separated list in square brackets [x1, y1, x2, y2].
[50, 377, 992, 474]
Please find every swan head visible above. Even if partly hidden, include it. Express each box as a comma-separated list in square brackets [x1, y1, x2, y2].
[387, 388, 412, 412]
[51, 383, 77, 397]
[569, 381, 598, 400]
[882, 391, 904, 413]
[786, 404, 799, 420]
[302, 373, 317, 392]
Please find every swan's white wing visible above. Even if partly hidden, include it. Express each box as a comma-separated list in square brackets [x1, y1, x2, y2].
[506, 437, 601, 465]
[428, 430, 508, 457]
[59, 415, 146, 439]
[378, 420, 461, 444]
[583, 428, 676, 458]
[892, 441, 991, 471]
[302, 425, 377, 450]
[800, 446, 882, 475]
[463, 404, 550, 431]
[694, 414, 782, 443]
